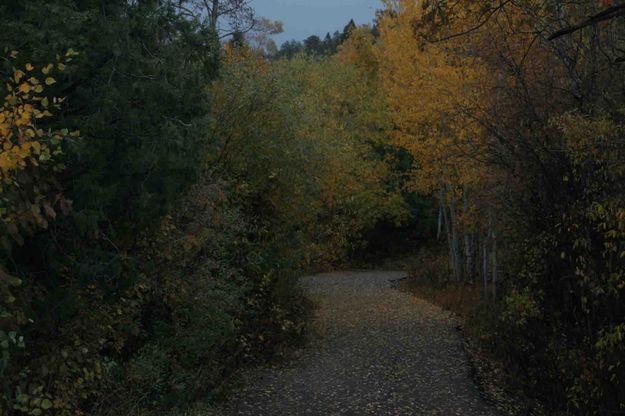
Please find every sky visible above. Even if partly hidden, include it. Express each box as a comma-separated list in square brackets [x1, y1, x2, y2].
[251, 0, 381, 46]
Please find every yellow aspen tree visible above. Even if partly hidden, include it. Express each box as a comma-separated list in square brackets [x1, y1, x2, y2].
[377, 0, 493, 282]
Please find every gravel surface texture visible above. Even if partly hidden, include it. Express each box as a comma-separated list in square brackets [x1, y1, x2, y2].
[224, 271, 500, 416]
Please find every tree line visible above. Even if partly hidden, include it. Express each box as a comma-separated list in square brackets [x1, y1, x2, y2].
[275, 20, 358, 59]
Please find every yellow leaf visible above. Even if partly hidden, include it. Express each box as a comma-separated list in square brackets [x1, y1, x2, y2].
[14, 70, 25, 83]
[10, 50, 18, 59]
[42, 64, 54, 75]
[45, 77, 56, 86]
[17, 111, 31, 126]
[25, 63, 34, 71]
[57, 63, 66, 71]
[18, 83, 31, 94]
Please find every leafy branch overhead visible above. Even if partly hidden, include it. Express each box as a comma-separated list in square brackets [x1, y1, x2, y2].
[548, 4, 625, 40]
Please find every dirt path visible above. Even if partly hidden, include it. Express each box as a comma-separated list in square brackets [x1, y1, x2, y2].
[223, 271, 499, 416]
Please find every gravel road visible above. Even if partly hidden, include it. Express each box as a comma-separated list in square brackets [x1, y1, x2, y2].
[223, 271, 500, 416]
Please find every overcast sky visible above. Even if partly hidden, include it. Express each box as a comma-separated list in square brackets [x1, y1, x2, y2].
[251, 0, 381, 46]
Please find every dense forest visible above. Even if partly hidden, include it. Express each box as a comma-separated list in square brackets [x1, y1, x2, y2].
[1, 0, 624, 415]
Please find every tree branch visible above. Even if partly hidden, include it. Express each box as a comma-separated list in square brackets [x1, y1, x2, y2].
[429, 0, 513, 43]
[548, 4, 625, 40]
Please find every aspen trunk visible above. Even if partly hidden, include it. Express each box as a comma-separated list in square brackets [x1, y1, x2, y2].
[492, 230, 498, 298]
[437, 203, 443, 240]
[482, 237, 489, 297]
[462, 188, 471, 283]
[475, 233, 480, 284]
[449, 199, 461, 282]
[464, 233, 471, 283]
[471, 233, 478, 284]
[442, 202, 454, 283]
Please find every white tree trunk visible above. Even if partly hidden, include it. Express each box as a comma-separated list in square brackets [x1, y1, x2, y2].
[462, 188, 471, 283]
[437, 203, 443, 240]
[442, 202, 454, 282]
[449, 199, 461, 282]
[492, 230, 498, 297]
[482, 237, 489, 297]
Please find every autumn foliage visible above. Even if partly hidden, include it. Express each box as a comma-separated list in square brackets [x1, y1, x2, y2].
[1, 0, 625, 415]
[0, 51, 78, 247]
[370, 0, 625, 413]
